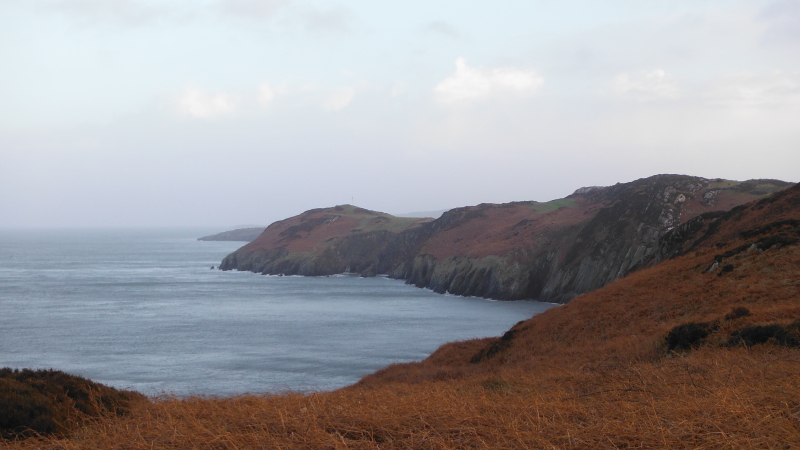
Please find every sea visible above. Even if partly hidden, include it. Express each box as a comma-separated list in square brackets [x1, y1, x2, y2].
[0, 228, 554, 396]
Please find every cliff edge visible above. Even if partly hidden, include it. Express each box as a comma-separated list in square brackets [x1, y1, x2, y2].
[220, 175, 792, 302]
[219, 205, 432, 276]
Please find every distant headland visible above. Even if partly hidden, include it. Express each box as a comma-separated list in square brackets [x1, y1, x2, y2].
[198, 227, 266, 242]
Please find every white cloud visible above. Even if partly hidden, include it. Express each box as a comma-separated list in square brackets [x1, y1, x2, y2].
[706, 72, 800, 107]
[170, 83, 354, 116]
[258, 84, 275, 105]
[612, 69, 679, 100]
[434, 58, 544, 104]
[323, 87, 355, 111]
[175, 88, 237, 119]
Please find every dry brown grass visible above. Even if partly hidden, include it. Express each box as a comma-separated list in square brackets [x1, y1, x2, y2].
[5, 349, 799, 449]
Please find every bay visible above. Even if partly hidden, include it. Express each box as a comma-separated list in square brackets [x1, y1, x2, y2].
[0, 228, 554, 396]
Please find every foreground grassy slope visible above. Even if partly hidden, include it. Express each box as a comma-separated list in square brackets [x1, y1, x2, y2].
[7, 184, 799, 449]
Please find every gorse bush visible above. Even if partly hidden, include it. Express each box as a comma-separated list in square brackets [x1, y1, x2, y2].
[0, 378, 57, 439]
[727, 323, 800, 348]
[0, 369, 145, 440]
[665, 322, 716, 351]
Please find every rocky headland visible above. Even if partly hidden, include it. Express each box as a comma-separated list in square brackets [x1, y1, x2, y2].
[220, 175, 791, 303]
[198, 227, 266, 242]
[218, 205, 433, 277]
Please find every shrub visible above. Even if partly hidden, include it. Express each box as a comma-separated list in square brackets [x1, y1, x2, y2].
[718, 264, 735, 276]
[727, 324, 800, 348]
[470, 329, 519, 363]
[665, 322, 716, 351]
[724, 307, 751, 321]
[0, 378, 58, 439]
[0, 368, 146, 440]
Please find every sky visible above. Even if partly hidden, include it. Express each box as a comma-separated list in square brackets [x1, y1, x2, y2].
[1, 0, 799, 228]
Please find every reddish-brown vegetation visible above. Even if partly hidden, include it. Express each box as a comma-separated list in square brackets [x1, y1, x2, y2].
[240, 205, 430, 255]
[396, 177, 785, 260]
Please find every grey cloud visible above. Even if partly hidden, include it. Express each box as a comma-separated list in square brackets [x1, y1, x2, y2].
[761, 0, 800, 20]
[759, 0, 800, 44]
[422, 21, 460, 38]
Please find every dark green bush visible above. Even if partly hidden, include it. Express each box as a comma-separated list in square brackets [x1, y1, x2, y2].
[665, 322, 717, 351]
[0, 368, 146, 440]
[0, 378, 57, 439]
[471, 329, 519, 363]
[718, 264, 735, 276]
[727, 324, 800, 348]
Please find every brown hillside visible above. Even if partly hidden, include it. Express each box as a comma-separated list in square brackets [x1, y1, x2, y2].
[415, 178, 778, 260]
[242, 205, 429, 254]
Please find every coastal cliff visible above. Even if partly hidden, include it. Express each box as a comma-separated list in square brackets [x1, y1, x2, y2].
[220, 175, 791, 302]
[218, 205, 432, 276]
[198, 227, 266, 242]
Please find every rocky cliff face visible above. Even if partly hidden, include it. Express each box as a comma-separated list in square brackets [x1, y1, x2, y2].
[379, 175, 791, 302]
[220, 175, 792, 303]
[218, 205, 432, 276]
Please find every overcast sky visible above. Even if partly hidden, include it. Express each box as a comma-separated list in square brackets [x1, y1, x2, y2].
[1, 0, 799, 228]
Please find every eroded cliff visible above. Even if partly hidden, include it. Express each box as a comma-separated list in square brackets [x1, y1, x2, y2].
[218, 205, 432, 276]
[220, 175, 792, 302]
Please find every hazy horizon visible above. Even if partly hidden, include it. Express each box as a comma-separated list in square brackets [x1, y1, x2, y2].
[2, 0, 799, 228]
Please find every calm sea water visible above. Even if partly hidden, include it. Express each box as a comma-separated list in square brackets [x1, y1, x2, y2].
[0, 228, 553, 396]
